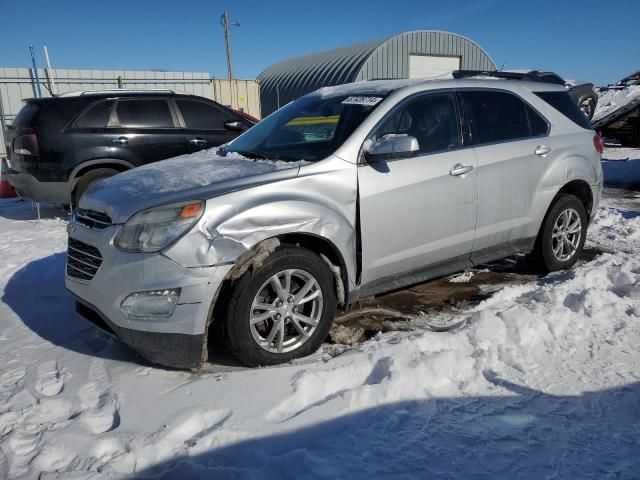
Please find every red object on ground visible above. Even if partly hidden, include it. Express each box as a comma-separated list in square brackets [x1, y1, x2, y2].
[0, 157, 17, 198]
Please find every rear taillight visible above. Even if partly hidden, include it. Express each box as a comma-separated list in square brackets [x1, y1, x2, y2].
[13, 133, 39, 156]
[593, 133, 604, 154]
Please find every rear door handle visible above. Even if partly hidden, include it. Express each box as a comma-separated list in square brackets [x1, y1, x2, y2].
[450, 163, 474, 177]
[111, 137, 128, 145]
[535, 145, 552, 156]
[189, 138, 207, 146]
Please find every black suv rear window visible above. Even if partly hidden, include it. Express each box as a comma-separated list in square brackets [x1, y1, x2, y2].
[535, 91, 593, 130]
[12, 102, 41, 130]
[75, 100, 114, 128]
[114, 99, 174, 128]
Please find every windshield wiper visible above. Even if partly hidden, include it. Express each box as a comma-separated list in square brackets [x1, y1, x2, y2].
[230, 149, 268, 160]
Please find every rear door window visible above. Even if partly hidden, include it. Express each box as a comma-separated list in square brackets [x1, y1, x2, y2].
[175, 100, 231, 130]
[74, 100, 114, 128]
[535, 91, 593, 130]
[113, 99, 174, 128]
[374, 92, 461, 155]
[462, 91, 533, 145]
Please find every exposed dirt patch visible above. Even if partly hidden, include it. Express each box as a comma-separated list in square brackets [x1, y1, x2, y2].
[329, 248, 604, 345]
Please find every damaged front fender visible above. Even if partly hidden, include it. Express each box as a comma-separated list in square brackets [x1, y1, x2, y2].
[163, 156, 359, 289]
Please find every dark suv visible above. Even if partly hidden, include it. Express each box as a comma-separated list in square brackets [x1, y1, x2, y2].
[5, 90, 255, 204]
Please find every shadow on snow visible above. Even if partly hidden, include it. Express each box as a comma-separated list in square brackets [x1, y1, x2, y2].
[135, 377, 640, 479]
[2, 251, 143, 365]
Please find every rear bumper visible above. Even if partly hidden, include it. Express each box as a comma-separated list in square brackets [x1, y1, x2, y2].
[6, 170, 69, 203]
[73, 297, 204, 369]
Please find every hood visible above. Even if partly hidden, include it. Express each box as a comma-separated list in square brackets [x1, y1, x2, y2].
[79, 149, 302, 223]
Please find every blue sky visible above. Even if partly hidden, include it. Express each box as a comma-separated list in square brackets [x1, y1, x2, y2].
[1, 0, 637, 86]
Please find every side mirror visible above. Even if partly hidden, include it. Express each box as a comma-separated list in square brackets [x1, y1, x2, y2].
[224, 119, 248, 132]
[364, 134, 420, 163]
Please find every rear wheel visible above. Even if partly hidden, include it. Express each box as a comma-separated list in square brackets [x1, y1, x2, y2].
[531, 194, 587, 272]
[72, 168, 120, 206]
[223, 246, 337, 367]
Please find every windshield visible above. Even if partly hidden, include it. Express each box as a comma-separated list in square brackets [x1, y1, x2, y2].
[225, 93, 385, 162]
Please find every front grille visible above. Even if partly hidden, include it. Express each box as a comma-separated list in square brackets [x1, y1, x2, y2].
[74, 208, 112, 229]
[67, 238, 103, 281]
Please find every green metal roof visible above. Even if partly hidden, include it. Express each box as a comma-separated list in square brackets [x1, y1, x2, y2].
[258, 31, 496, 116]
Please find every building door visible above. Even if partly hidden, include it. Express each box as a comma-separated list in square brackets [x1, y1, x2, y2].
[409, 55, 461, 79]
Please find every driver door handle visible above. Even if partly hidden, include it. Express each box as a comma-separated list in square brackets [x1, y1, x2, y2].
[189, 138, 207, 146]
[450, 163, 474, 177]
[535, 145, 552, 156]
[111, 136, 128, 145]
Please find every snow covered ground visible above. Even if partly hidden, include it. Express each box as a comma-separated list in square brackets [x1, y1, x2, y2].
[0, 149, 639, 479]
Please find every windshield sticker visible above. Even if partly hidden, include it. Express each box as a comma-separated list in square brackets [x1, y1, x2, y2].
[341, 96, 383, 106]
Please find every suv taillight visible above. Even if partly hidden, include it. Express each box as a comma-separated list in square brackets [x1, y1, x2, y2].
[593, 133, 604, 154]
[13, 133, 39, 156]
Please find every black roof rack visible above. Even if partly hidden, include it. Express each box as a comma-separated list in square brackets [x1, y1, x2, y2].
[452, 70, 565, 85]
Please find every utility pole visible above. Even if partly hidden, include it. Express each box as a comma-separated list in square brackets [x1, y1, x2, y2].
[29, 45, 42, 98]
[220, 11, 240, 108]
[43, 45, 57, 95]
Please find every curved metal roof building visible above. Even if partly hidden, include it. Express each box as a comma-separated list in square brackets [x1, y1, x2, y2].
[258, 30, 496, 116]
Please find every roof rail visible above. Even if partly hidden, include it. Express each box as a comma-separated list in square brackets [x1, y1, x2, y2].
[55, 88, 177, 97]
[452, 70, 565, 85]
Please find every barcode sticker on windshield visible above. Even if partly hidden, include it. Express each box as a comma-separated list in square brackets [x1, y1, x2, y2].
[341, 96, 383, 106]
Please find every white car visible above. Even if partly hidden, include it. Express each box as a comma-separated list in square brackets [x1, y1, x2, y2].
[66, 72, 604, 368]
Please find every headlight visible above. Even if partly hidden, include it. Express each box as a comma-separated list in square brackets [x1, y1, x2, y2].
[114, 201, 204, 252]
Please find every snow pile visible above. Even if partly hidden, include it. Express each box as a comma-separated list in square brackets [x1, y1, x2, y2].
[0, 149, 639, 478]
[593, 85, 640, 122]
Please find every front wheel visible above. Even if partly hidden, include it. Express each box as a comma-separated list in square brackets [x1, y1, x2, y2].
[223, 246, 337, 367]
[531, 194, 588, 272]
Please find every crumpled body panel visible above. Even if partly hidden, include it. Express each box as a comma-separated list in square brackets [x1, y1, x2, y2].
[164, 156, 359, 289]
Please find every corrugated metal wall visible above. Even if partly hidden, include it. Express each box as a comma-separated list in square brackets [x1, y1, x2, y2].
[258, 31, 496, 116]
[257, 39, 384, 117]
[0, 68, 261, 155]
[212, 78, 261, 119]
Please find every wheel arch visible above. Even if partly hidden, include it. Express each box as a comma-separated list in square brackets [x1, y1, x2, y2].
[202, 233, 349, 363]
[69, 159, 135, 189]
[556, 179, 593, 218]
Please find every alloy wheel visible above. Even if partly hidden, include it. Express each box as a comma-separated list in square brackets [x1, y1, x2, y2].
[249, 269, 323, 353]
[551, 208, 582, 262]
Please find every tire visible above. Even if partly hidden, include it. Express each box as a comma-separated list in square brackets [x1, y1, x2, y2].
[579, 96, 596, 120]
[72, 168, 120, 206]
[531, 194, 588, 272]
[223, 246, 337, 367]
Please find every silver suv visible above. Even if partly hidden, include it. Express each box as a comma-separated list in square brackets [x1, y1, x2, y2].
[66, 74, 604, 368]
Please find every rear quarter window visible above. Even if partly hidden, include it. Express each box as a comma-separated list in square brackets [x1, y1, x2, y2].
[535, 91, 593, 130]
[74, 100, 114, 128]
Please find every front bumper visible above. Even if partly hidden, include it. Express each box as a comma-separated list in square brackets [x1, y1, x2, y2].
[7, 170, 69, 203]
[65, 223, 232, 368]
[74, 297, 207, 368]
